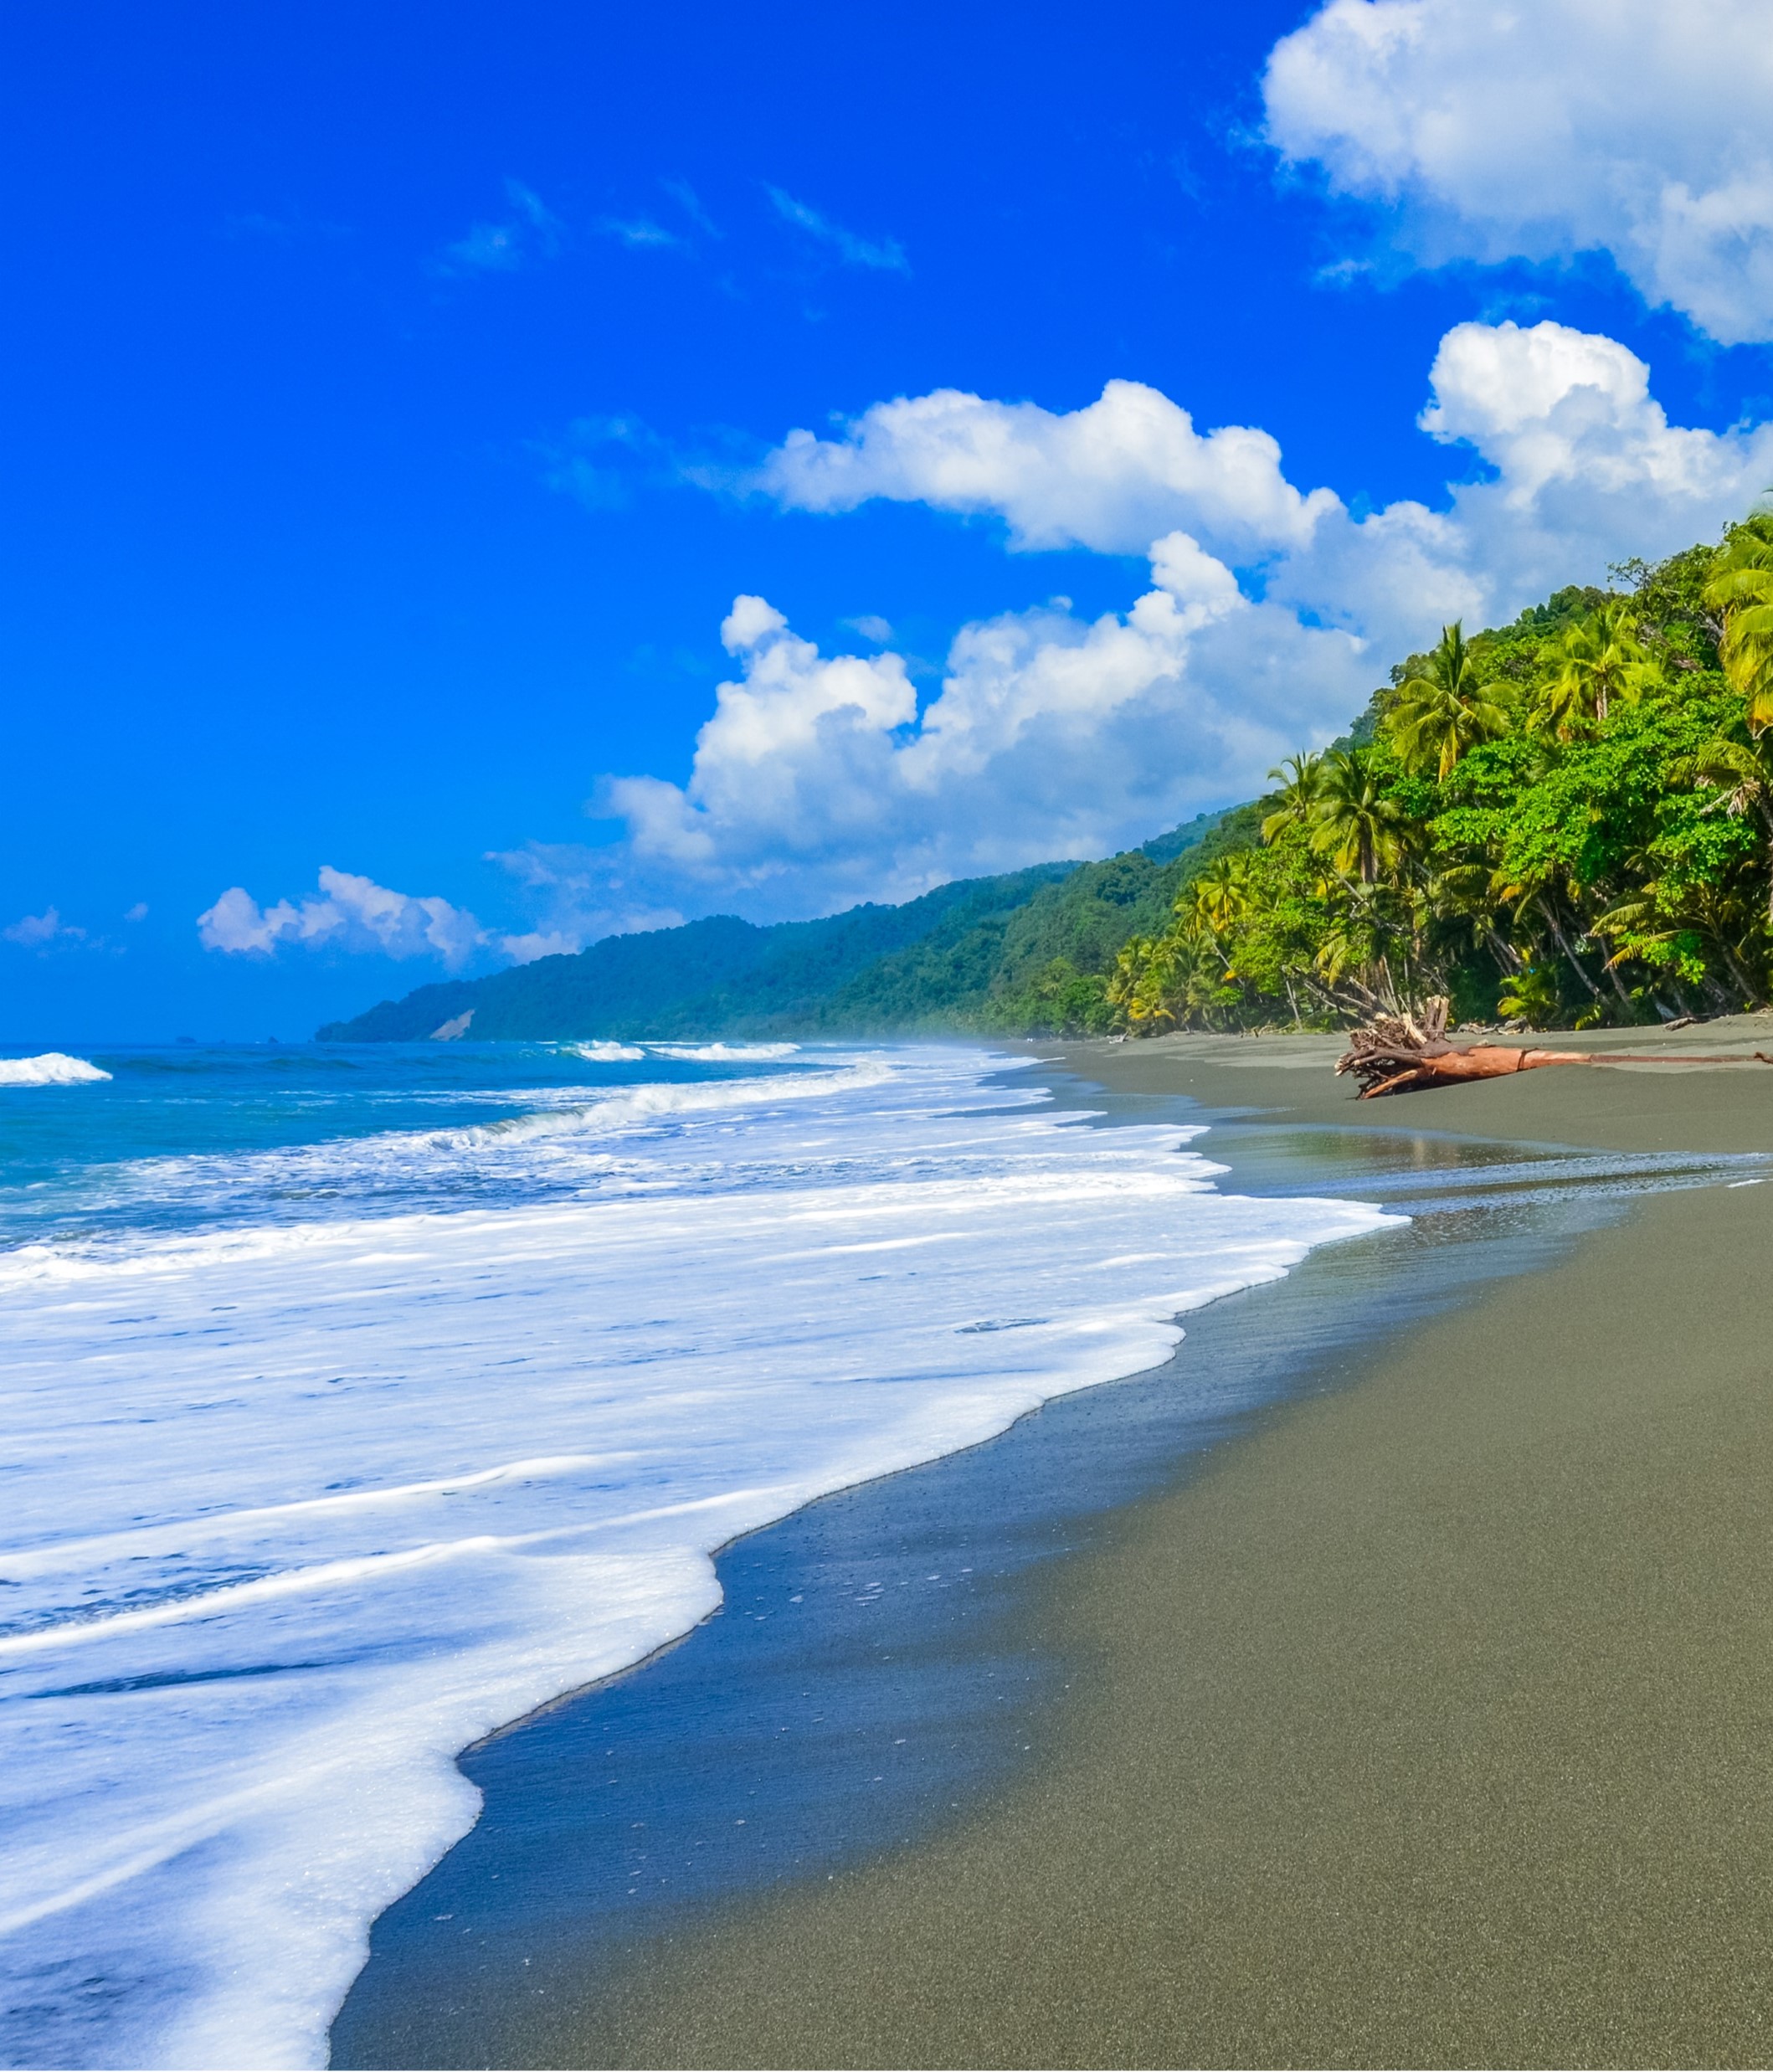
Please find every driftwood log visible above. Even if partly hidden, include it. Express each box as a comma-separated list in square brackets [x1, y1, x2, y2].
[1336, 999, 1773, 1098]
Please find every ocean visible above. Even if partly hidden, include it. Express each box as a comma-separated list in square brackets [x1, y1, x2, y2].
[0, 1038, 1396, 2069]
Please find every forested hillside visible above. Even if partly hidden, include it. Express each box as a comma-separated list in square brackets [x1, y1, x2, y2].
[318, 864, 1057, 1041]
[320, 815, 1231, 1041]
[1110, 516, 1773, 1032]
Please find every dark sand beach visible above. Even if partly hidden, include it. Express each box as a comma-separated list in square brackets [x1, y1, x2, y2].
[340, 1023, 1773, 2069]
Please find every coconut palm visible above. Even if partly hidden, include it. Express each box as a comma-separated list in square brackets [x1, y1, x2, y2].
[1260, 752, 1326, 843]
[1678, 731, 1773, 924]
[1388, 623, 1511, 779]
[1496, 964, 1563, 1028]
[1704, 512, 1773, 733]
[1596, 875, 1765, 1013]
[1183, 851, 1254, 941]
[1108, 930, 1235, 1033]
[1533, 602, 1654, 736]
[1107, 935, 1174, 1032]
[1491, 857, 1627, 1015]
[1309, 748, 1405, 885]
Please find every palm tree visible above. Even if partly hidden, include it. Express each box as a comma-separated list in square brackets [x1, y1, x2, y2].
[1496, 963, 1562, 1029]
[1261, 752, 1325, 843]
[1492, 857, 1627, 1015]
[1107, 930, 1235, 1033]
[1388, 623, 1511, 779]
[1596, 875, 1765, 1013]
[1534, 602, 1653, 736]
[1107, 936, 1174, 1032]
[1183, 851, 1253, 942]
[1678, 731, 1773, 926]
[1704, 512, 1773, 733]
[1310, 748, 1404, 885]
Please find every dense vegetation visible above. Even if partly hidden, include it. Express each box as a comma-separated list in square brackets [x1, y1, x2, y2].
[1107, 516, 1773, 1034]
[816, 814, 1233, 1036]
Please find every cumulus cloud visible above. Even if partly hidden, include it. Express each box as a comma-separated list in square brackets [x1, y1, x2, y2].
[584, 319, 1773, 920]
[437, 179, 563, 275]
[198, 867, 491, 966]
[1262, 0, 1773, 344]
[756, 378, 1336, 555]
[587, 547, 1367, 914]
[758, 321, 1773, 649]
[766, 188, 909, 274]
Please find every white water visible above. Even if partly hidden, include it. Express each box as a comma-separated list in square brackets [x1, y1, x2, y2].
[0, 1052, 110, 1087]
[650, 1041, 802, 1061]
[0, 1046, 1396, 2068]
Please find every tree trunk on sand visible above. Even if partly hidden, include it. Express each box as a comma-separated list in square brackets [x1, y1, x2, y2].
[1336, 998, 1773, 1098]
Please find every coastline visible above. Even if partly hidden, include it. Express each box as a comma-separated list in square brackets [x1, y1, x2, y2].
[332, 1020, 1773, 2068]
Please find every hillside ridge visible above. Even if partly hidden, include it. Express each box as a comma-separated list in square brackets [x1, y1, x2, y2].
[316, 814, 1232, 1041]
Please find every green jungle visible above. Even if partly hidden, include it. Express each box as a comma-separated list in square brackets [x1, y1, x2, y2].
[1107, 511, 1773, 1035]
[324, 514, 1773, 1044]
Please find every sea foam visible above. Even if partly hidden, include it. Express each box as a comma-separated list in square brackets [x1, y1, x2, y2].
[650, 1041, 801, 1061]
[0, 1046, 1397, 2069]
[0, 1051, 110, 1086]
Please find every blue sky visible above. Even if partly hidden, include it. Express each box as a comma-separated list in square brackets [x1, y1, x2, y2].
[7, 0, 1773, 1040]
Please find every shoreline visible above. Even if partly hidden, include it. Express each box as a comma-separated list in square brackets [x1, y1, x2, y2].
[334, 1049, 1443, 2069]
[331, 1026, 1773, 2068]
[409, 1023, 1773, 2066]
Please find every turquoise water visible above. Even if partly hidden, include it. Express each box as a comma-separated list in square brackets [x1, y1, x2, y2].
[0, 1039, 814, 1247]
[0, 1038, 1395, 2069]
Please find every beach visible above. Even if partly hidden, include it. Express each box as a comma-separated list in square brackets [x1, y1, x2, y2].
[3, 1037, 1396, 2069]
[378, 1021, 1773, 2069]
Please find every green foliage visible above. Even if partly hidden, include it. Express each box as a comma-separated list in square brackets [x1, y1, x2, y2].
[1707, 512, 1773, 732]
[1390, 623, 1512, 779]
[1495, 964, 1566, 1029]
[1110, 527, 1773, 1036]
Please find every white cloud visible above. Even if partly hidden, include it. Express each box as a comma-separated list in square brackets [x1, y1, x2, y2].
[756, 378, 1339, 555]
[198, 867, 489, 966]
[1262, 0, 1773, 344]
[586, 543, 1366, 915]
[437, 179, 563, 275]
[583, 319, 1773, 922]
[496, 930, 582, 964]
[123, 902, 148, 923]
[1293, 319, 1773, 646]
[757, 321, 1773, 649]
[4, 907, 85, 949]
[766, 188, 909, 274]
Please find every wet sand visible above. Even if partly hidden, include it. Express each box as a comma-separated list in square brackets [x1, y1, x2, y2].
[368, 1023, 1773, 2067]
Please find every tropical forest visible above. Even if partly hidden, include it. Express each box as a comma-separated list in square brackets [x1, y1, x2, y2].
[1104, 512, 1773, 1034]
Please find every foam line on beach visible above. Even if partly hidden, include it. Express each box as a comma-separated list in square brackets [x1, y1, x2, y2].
[0, 1045, 1397, 2069]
